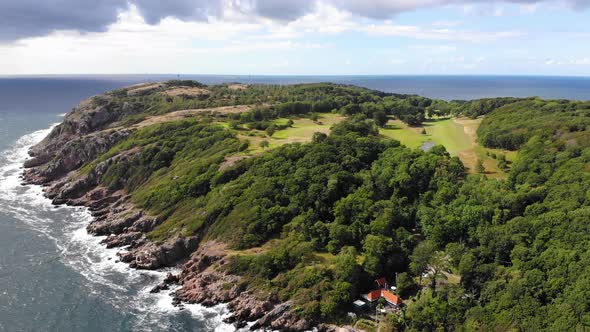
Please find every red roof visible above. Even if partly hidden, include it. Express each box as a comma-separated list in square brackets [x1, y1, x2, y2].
[375, 277, 387, 288]
[381, 290, 402, 305]
[367, 290, 382, 301]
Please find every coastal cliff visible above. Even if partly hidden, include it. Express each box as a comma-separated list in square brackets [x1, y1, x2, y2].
[28, 80, 547, 331]
[22, 81, 328, 331]
[22, 80, 467, 331]
[20, 79, 590, 332]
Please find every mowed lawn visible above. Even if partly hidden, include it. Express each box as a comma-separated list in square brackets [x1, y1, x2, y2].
[381, 117, 517, 177]
[380, 120, 427, 148]
[425, 118, 473, 154]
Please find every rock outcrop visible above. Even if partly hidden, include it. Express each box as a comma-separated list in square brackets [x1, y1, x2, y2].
[24, 94, 141, 184]
[21, 83, 313, 331]
[22, 87, 203, 277]
[173, 241, 313, 331]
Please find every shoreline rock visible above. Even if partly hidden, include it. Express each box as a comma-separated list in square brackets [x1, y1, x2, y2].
[174, 241, 313, 331]
[20, 86, 314, 331]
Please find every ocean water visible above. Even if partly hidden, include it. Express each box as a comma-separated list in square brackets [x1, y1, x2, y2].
[0, 78, 234, 332]
[1, 75, 589, 332]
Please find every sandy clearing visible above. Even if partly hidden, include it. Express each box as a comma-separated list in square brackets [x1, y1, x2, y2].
[458, 150, 478, 172]
[219, 155, 251, 170]
[126, 83, 165, 96]
[227, 84, 248, 90]
[454, 117, 482, 143]
[452, 117, 482, 171]
[161, 87, 211, 97]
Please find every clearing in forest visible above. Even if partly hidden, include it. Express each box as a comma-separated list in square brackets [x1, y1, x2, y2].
[380, 117, 517, 177]
[238, 113, 346, 153]
[272, 113, 345, 140]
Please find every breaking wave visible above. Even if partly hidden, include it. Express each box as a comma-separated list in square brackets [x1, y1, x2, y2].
[0, 125, 237, 331]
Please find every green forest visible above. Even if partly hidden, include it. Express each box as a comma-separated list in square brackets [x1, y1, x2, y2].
[79, 81, 590, 330]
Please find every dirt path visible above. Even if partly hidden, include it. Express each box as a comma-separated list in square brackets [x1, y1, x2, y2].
[453, 117, 482, 172]
[454, 117, 481, 144]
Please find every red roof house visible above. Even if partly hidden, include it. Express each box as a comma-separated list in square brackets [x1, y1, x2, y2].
[362, 289, 403, 306]
[381, 290, 403, 306]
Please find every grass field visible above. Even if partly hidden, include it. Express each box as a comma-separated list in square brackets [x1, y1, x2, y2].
[380, 120, 426, 148]
[380, 117, 517, 177]
[218, 112, 516, 177]
[220, 113, 346, 154]
[271, 113, 345, 139]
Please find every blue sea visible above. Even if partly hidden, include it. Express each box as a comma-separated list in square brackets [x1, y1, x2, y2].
[1, 75, 589, 332]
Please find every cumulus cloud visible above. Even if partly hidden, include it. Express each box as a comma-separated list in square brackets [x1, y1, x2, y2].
[0, 0, 588, 41]
[0, 0, 123, 41]
[134, 0, 590, 23]
[133, 0, 223, 24]
[243, 0, 316, 21]
[330, 0, 588, 19]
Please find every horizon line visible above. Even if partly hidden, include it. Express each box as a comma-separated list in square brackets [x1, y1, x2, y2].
[1, 73, 590, 79]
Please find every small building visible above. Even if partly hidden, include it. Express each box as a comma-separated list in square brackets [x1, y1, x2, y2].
[356, 277, 403, 309]
[375, 277, 388, 289]
[353, 300, 367, 310]
[361, 289, 403, 307]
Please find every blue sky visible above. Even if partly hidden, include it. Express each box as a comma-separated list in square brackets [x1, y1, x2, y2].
[0, 0, 589, 75]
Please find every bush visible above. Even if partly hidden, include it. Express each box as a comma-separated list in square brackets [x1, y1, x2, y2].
[266, 124, 276, 137]
[229, 121, 240, 129]
[373, 111, 388, 127]
[238, 141, 249, 152]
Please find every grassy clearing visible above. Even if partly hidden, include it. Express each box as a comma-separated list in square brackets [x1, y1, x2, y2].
[380, 117, 517, 177]
[234, 113, 346, 154]
[225, 239, 282, 257]
[380, 119, 427, 148]
[271, 113, 345, 139]
[425, 118, 473, 154]
[355, 319, 378, 332]
[208, 113, 347, 164]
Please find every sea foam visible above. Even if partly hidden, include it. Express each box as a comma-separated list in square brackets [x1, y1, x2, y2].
[0, 124, 238, 331]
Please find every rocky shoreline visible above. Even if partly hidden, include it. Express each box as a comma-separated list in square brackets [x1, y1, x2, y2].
[20, 89, 338, 331]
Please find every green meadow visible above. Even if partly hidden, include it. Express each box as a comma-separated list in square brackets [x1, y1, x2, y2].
[380, 117, 517, 177]
[234, 113, 346, 153]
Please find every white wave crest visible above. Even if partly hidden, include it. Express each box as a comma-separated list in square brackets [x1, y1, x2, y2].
[0, 125, 238, 331]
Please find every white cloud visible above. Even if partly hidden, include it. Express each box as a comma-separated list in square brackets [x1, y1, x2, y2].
[572, 58, 590, 65]
[0, 1, 587, 75]
[409, 45, 458, 53]
[544, 57, 590, 65]
[360, 23, 523, 42]
[462, 4, 476, 14]
[0, 6, 327, 74]
[432, 20, 463, 27]
[520, 3, 539, 13]
[280, 2, 363, 36]
[390, 58, 408, 64]
[493, 6, 505, 16]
